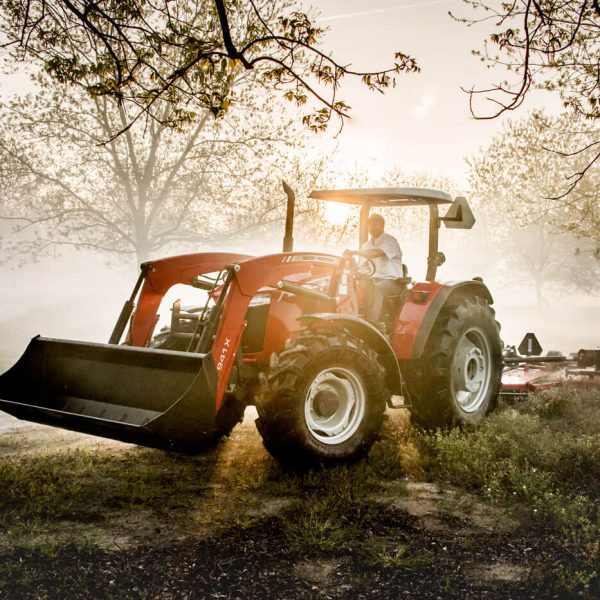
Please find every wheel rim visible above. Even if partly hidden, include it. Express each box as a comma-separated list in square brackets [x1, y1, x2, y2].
[304, 367, 366, 445]
[451, 327, 492, 413]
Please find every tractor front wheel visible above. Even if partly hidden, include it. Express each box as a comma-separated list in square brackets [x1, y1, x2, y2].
[256, 331, 388, 467]
[403, 296, 502, 429]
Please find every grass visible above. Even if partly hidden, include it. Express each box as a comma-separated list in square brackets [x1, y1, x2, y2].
[416, 384, 600, 598]
[364, 540, 432, 570]
[3, 385, 600, 597]
[280, 464, 382, 551]
[0, 440, 290, 553]
[0, 414, 417, 562]
[0, 448, 202, 520]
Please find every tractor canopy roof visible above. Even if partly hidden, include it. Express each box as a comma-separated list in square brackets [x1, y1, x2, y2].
[309, 187, 452, 207]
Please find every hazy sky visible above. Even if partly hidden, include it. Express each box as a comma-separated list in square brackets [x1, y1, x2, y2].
[309, 0, 562, 184]
[0, 0, 595, 358]
[0, 0, 561, 185]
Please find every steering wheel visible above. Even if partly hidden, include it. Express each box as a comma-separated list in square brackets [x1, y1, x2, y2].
[342, 252, 376, 278]
[339, 254, 375, 316]
[356, 258, 376, 278]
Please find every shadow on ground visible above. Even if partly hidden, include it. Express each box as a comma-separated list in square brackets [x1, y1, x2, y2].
[0, 403, 588, 599]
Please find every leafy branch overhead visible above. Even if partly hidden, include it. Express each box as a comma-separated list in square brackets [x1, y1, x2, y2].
[456, 1, 600, 200]
[0, 0, 419, 134]
[456, 0, 600, 120]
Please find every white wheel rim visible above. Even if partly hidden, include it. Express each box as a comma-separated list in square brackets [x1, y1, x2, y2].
[451, 327, 492, 413]
[304, 367, 366, 445]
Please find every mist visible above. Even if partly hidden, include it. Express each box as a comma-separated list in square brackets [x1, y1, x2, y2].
[1, 197, 597, 375]
[0, 0, 598, 372]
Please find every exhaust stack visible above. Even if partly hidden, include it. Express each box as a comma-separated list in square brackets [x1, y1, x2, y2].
[282, 180, 295, 252]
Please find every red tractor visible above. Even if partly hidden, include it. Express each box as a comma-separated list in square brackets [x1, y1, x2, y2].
[0, 186, 502, 465]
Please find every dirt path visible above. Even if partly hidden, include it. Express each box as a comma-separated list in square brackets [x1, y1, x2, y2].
[0, 410, 564, 599]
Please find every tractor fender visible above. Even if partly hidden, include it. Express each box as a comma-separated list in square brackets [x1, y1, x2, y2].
[409, 280, 494, 359]
[299, 313, 403, 395]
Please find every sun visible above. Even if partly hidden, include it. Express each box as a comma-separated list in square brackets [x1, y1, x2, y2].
[323, 202, 352, 226]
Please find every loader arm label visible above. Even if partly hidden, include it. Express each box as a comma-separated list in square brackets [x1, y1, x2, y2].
[216, 337, 231, 372]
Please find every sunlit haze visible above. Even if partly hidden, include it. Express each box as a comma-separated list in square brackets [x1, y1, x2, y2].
[310, 0, 562, 184]
[0, 0, 597, 368]
[323, 201, 354, 226]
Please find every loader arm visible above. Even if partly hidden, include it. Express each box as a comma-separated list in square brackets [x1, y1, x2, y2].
[0, 251, 342, 452]
[126, 252, 253, 346]
[210, 252, 342, 409]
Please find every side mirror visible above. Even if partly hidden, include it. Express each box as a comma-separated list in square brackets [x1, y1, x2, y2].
[440, 196, 476, 230]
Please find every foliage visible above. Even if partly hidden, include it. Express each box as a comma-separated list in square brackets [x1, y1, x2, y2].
[0, 70, 315, 264]
[457, 1, 600, 200]
[457, 1, 600, 120]
[0, 0, 419, 133]
[417, 385, 600, 597]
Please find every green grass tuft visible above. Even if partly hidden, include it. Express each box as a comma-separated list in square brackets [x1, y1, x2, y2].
[415, 384, 600, 597]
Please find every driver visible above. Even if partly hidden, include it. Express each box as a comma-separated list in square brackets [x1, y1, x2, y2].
[344, 213, 405, 325]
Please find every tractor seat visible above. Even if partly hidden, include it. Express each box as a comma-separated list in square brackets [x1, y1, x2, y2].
[393, 277, 412, 287]
[389, 264, 412, 293]
[382, 265, 411, 318]
[379, 268, 411, 333]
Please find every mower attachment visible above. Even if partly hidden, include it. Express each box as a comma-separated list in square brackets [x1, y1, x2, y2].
[0, 336, 217, 452]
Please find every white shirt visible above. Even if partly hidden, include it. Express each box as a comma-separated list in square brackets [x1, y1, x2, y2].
[361, 232, 404, 279]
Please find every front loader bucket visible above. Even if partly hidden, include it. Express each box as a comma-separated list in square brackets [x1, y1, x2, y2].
[0, 337, 217, 452]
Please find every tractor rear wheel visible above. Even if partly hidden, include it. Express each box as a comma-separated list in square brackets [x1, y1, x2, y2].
[404, 296, 502, 429]
[256, 331, 388, 467]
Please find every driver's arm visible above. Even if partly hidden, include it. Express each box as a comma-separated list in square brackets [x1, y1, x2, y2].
[345, 248, 386, 259]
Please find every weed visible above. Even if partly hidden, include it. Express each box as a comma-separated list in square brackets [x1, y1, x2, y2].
[555, 565, 598, 599]
[363, 538, 431, 570]
[525, 385, 600, 435]
[280, 464, 382, 551]
[367, 412, 425, 479]
[414, 385, 600, 597]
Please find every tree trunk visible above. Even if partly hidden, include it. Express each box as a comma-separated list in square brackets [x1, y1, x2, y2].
[534, 277, 546, 309]
[136, 245, 149, 265]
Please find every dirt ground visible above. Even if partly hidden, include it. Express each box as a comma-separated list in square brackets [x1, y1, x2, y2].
[0, 409, 574, 599]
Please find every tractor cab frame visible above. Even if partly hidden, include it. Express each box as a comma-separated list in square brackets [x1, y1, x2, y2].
[284, 184, 475, 282]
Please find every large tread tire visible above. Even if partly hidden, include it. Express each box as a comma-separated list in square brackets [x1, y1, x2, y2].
[403, 296, 502, 429]
[256, 330, 388, 467]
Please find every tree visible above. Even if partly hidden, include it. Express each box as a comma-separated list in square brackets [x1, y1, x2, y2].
[458, 1, 599, 119]
[457, 1, 600, 194]
[490, 216, 597, 307]
[0, 71, 311, 265]
[469, 110, 600, 244]
[468, 110, 600, 305]
[0, 0, 419, 134]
